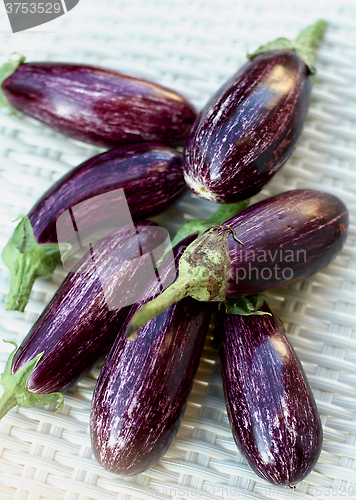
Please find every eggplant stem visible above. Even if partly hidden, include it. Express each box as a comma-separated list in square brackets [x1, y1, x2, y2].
[127, 226, 235, 340]
[0, 53, 26, 111]
[125, 277, 192, 340]
[247, 19, 327, 72]
[128, 204, 250, 340]
[2, 216, 61, 312]
[0, 342, 64, 420]
[294, 19, 327, 53]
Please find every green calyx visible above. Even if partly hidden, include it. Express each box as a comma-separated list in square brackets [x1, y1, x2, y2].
[225, 294, 272, 316]
[2, 216, 61, 312]
[0, 53, 25, 111]
[225, 294, 285, 331]
[170, 200, 250, 249]
[0, 341, 64, 420]
[247, 19, 327, 73]
[126, 225, 243, 340]
[212, 294, 271, 348]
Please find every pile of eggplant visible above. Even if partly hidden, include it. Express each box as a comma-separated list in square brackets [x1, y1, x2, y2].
[0, 19, 350, 486]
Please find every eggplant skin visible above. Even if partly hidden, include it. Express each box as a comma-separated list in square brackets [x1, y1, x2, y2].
[225, 189, 349, 297]
[183, 50, 312, 203]
[28, 143, 185, 244]
[90, 237, 212, 476]
[219, 304, 323, 485]
[12, 222, 168, 394]
[2, 63, 197, 147]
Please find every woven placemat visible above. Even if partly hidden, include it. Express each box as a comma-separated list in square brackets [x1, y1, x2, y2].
[1, 0, 356, 499]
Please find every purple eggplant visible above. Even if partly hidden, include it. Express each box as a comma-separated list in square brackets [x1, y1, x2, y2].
[218, 301, 322, 485]
[2, 143, 186, 312]
[183, 20, 326, 203]
[225, 189, 348, 296]
[90, 236, 212, 476]
[0, 58, 196, 147]
[126, 189, 348, 338]
[30, 143, 185, 244]
[0, 221, 174, 419]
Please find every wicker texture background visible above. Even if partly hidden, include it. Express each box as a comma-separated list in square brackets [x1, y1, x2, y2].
[0, 0, 356, 499]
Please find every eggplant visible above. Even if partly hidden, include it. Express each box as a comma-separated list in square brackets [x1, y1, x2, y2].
[224, 189, 348, 296]
[90, 236, 212, 476]
[0, 57, 196, 147]
[28, 143, 185, 245]
[218, 302, 322, 485]
[126, 189, 348, 338]
[183, 20, 326, 203]
[0, 221, 174, 419]
[2, 143, 186, 312]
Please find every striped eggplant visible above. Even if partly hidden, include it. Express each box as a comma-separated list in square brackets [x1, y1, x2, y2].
[0, 57, 196, 147]
[90, 236, 212, 476]
[0, 221, 174, 419]
[218, 301, 323, 485]
[0, 195, 242, 420]
[2, 143, 186, 312]
[126, 189, 348, 338]
[183, 20, 326, 203]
